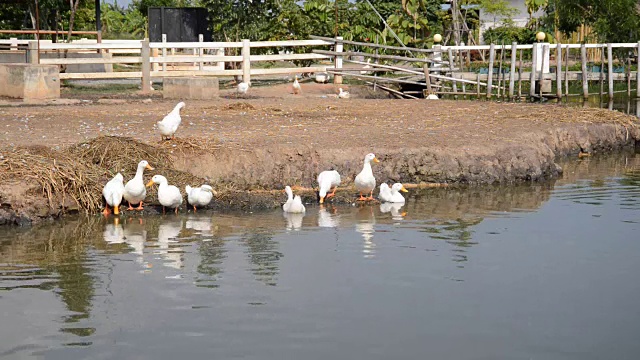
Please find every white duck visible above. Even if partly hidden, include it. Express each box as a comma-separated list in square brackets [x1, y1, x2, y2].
[426, 93, 439, 100]
[124, 160, 154, 210]
[186, 184, 217, 212]
[317, 170, 341, 204]
[338, 88, 350, 99]
[315, 72, 330, 83]
[379, 182, 408, 203]
[157, 102, 185, 140]
[147, 175, 183, 214]
[354, 153, 379, 201]
[292, 76, 301, 94]
[237, 82, 249, 95]
[102, 172, 125, 215]
[283, 185, 305, 213]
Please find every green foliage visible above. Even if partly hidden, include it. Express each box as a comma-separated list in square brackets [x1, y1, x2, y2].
[482, 22, 536, 44]
[551, 0, 640, 44]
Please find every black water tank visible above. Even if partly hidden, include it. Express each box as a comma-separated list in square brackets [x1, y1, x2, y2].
[148, 7, 211, 42]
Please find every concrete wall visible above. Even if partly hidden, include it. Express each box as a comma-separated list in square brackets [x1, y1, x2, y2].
[0, 64, 60, 100]
[163, 77, 219, 100]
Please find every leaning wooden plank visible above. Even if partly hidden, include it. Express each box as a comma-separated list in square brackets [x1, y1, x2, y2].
[345, 59, 424, 75]
[363, 81, 419, 99]
[59, 72, 142, 79]
[151, 55, 242, 63]
[250, 66, 328, 75]
[40, 57, 142, 65]
[328, 71, 429, 86]
[250, 53, 331, 61]
[150, 42, 242, 49]
[310, 35, 434, 54]
[151, 70, 243, 77]
[250, 40, 333, 47]
[314, 49, 432, 63]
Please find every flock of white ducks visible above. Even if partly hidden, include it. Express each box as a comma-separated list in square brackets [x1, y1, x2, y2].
[102, 99, 408, 217]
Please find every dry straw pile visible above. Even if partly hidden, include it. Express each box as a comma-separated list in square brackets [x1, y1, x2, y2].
[0, 136, 209, 213]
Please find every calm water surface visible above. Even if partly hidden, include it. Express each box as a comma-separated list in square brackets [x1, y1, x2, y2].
[1, 153, 640, 360]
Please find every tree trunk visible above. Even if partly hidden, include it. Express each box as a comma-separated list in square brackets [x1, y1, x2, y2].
[67, 0, 81, 42]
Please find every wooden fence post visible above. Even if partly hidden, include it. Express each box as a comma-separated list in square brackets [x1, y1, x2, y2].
[486, 43, 495, 98]
[422, 64, 432, 95]
[637, 41, 640, 98]
[141, 38, 151, 93]
[564, 45, 569, 97]
[27, 41, 38, 64]
[540, 44, 548, 98]
[10, 37, 18, 51]
[607, 43, 613, 99]
[242, 39, 251, 84]
[161, 34, 167, 72]
[448, 48, 457, 98]
[509, 42, 517, 99]
[599, 45, 604, 97]
[198, 34, 204, 71]
[334, 36, 343, 84]
[556, 42, 562, 99]
[581, 43, 588, 100]
[530, 44, 537, 98]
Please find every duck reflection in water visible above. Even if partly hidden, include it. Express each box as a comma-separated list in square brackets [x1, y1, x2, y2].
[380, 202, 407, 222]
[185, 215, 213, 233]
[318, 205, 340, 228]
[122, 217, 148, 266]
[156, 219, 183, 269]
[103, 218, 125, 245]
[283, 212, 305, 231]
[355, 205, 376, 258]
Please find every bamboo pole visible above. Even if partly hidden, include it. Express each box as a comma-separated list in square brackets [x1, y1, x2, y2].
[540, 44, 548, 98]
[627, 57, 631, 97]
[509, 42, 517, 99]
[423, 64, 432, 94]
[487, 43, 495, 98]
[333, 36, 343, 84]
[497, 43, 505, 98]
[242, 39, 251, 84]
[637, 41, 640, 98]
[564, 45, 569, 97]
[556, 42, 562, 99]
[448, 48, 457, 98]
[581, 44, 588, 99]
[477, 73, 481, 98]
[518, 49, 523, 98]
[607, 43, 613, 99]
[530, 44, 538, 98]
[599, 45, 604, 97]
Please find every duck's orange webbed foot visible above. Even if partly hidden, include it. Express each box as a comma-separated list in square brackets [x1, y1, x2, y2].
[135, 201, 144, 211]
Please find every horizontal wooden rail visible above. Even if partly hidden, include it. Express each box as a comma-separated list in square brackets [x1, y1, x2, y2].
[311, 35, 433, 54]
[60, 72, 142, 80]
[151, 55, 242, 63]
[41, 56, 142, 65]
[250, 40, 332, 47]
[149, 42, 242, 49]
[0, 29, 98, 35]
[250, 53, 330, 61]
[38, 43, 141, 50]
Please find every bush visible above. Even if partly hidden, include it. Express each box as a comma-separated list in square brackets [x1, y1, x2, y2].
[482, 24, 536, 45]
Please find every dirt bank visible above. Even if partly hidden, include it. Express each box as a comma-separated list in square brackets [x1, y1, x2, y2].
[0, 88, 639, 226]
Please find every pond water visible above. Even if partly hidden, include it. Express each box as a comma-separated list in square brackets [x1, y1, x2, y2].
[1, 153, 640, 360]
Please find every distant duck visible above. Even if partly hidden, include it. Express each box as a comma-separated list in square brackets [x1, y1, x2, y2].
[317, 170, 341, 204]
[354, 153, 379, 201]
[379, 182, 408, 203]
[360, 58, 372, 75]
[283, 185, 305, 213]
[237, 81, 249, 95]
[315, 72, 330, 83]
[124, 160, 154, 210]
[338, 88, 350, 99]
[426, 93, 439, 100]
[102, 172, 125, 216]
[146, 175, 183, 214]
[185, 184, 216, 212]
[292, 76, 302, 94]
[157, 102, 185, 140]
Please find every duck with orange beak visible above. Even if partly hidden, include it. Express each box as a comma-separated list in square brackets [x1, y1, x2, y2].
[124, 160, 154, 210]
[146, 175, 183, 214]
[354, 153, 380, 201]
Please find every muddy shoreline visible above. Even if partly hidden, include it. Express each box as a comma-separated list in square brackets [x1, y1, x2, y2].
[0, 95, 639, 226]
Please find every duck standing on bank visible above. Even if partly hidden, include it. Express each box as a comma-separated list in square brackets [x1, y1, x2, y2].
[237, 82, 249, 96]
[317, 170, 341, 204]
[102, 172, 125, 215]
[292, 76, 302, 94]
[186, 184, 217, 212]
[147, 175, 183, 214]
[283, 186, 306, 213]
[379, 182, 408, 203]
[354, 153, 380, 201]
[124, 160, 154, 210]
[158, 102, 185, 140]
[338, 88, 350, 99]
